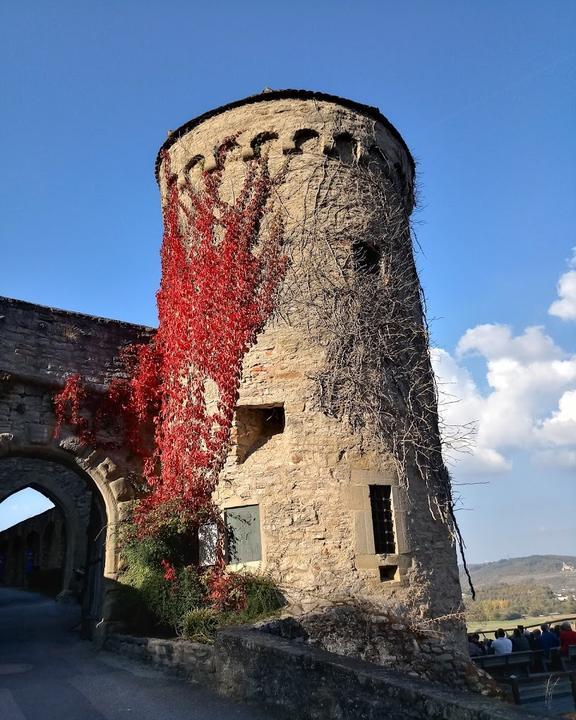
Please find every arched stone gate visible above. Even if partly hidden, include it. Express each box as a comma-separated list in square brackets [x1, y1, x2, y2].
[0, 456, 92, 594]
[0, 296, 152, 636]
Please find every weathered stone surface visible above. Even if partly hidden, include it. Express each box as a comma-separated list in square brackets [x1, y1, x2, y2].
[0, 296, 149, 612]
[257, 606, 498, 696]
[105, 628, 540, 720]
[160, 92, 465, 652]
[104, 633, 215, 687]
[0, 296, 151, 388]
[213, 628, 541, 720]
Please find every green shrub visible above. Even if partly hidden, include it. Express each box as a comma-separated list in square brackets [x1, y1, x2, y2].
[241, 573, 285, 618]
[180, 574, 285, 641]
[219, 573, 285, 627]
[116, 512, 284, 639]
[119, 562, 206, 634]
[180, 608, 219, 642]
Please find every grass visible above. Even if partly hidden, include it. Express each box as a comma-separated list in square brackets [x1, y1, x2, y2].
[467, 613, 576, 635]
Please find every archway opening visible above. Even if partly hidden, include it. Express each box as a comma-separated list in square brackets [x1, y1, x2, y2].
[0, 455, 108, 638]
[0, 487, 66, 595]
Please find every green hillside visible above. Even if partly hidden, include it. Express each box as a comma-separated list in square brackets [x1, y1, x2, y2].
[461, 555, 576, 624]
[461, 555, 576, 593]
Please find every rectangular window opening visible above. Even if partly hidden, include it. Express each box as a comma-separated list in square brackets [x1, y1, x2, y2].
[369, 485, 396, 555]
[379, 565, 398, 582]
[235, 405, 285, 463]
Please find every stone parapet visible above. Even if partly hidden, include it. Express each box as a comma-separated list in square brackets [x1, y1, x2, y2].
[105, 628, 542, 720]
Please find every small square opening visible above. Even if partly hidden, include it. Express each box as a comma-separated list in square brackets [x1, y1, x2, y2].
[379, 565, 398, 582]
[235, 405, 285, 463]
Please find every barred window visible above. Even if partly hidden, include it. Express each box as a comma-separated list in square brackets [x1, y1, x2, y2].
[369, 485, 396, 554]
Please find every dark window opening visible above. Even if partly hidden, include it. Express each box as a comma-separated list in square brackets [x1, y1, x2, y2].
[379, 565, 398, 582]
[290, 129, 319, 154]
[334, 133, 357, 165]
[370, 485, 396, 554]
[225, 505, 262, 564]
[352, 240, 381, 275]
[251, 132, 278, 157]
[236, 405, 285, 463]
[185, 154, 205, 175]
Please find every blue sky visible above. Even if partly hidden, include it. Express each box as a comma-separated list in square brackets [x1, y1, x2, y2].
[0, 1, 574, 562]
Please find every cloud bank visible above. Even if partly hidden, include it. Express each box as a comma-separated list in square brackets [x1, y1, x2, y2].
[549, 248, 576, 321]
[433, 252, 576, 475]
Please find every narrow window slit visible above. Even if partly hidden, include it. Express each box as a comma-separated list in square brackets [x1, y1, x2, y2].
[369, 485, 396, 554]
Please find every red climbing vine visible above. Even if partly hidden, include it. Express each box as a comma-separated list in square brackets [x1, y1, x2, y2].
[54, 139, 287, 574]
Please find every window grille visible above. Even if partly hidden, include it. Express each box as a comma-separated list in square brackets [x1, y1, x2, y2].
[369, 485, 396, 554]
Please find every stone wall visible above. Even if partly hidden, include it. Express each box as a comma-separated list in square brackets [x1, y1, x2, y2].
[0, 296, 151, 389]
[0, 507, 65, 589]
[215, 628, 540, 720]
[0, 296, 151, 623]
[256, 606, 497, 695]
[104, 633, 215, 687]
[104, 628, 541, 720]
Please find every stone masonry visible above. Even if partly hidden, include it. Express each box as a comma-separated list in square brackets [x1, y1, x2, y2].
[0, 506, 66, 589]
[0, 296, 151, 624]
[157, 90, 464, 647]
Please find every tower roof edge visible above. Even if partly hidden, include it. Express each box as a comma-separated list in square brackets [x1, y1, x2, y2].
[154, 89, 415, 182]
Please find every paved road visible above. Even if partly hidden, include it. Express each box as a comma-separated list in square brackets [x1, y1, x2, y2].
[0, 587, 269, 720]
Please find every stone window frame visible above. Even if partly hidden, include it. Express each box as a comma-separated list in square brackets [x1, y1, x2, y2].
[344, 468, 410, 584]
[221, 496, 265, 572]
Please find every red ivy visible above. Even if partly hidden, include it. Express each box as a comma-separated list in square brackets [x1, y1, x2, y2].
[53, 374, 92, 443]
[161, 559, 177, 582]
[54, 140, 286, 591]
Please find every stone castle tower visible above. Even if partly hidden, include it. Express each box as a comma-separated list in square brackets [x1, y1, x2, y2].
[156, 90, 463, 627]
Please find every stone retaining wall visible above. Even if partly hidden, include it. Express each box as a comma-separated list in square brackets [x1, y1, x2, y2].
[104, 633, 215, 687]
[105, 628, 541, 719]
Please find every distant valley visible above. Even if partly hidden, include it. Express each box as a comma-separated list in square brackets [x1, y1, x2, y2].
[460, 555, 576, 624]
[461, 554, 576, 593]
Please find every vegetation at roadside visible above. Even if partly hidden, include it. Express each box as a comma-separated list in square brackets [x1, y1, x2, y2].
[115, 514, 284, 641]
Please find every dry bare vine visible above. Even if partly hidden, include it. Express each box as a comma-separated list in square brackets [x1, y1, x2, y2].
[280, 157, 475, 597]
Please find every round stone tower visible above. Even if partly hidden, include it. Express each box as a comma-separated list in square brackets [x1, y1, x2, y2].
[155, 90, 464, 633]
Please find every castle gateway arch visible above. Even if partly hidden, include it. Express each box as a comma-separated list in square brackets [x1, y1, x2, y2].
[0, 296, 150, 637]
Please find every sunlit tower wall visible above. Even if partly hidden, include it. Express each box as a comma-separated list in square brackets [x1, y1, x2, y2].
[155, 90, 464, 635]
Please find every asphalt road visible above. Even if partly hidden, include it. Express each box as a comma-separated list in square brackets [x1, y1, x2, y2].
[0, 587, 269, 720]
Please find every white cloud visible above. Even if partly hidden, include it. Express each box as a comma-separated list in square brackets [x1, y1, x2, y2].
[431, 347, 510, 474]
[433, 325, 576, 474]
[456, 324, 565, 362]
[537, 390, 576, 446]
[549, 248, 576, 321]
